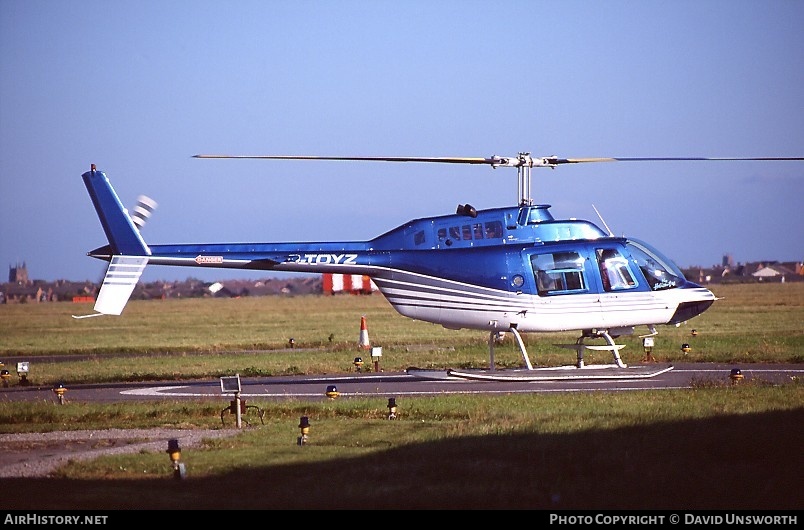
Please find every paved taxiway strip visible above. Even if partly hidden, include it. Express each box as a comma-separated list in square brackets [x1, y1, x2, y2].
[118, 365, 803, 400]
[2, 364, 800, 403]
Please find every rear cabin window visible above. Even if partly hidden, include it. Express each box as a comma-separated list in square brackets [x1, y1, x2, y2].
[531, 251, 587, 295]
[414, 230, 426, 245]
[438, 220, 504, 245]
[485, 221, 503, 238]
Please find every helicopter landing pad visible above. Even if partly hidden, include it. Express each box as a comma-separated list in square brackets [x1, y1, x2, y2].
[406, 364, 673, 382]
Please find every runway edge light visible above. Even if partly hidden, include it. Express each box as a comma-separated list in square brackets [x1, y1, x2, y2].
[52, 382, 67, 405]
[298, 416, 310, 446]
[166, 439, 186, 480]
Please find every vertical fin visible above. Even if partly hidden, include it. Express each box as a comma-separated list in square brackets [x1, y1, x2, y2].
[73, 256, 149, 318]
[94, 256, 149, 315]
[82, 167, 150, 256]
[76, 166, 152, 319]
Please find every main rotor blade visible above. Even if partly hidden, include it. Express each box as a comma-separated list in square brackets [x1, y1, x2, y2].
[194, 154, 497, 164]
[530, 156, 804, 166]
[194, 154, 804, 167]
[590, 157, 804, 162]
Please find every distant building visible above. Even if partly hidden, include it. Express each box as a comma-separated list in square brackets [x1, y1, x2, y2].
[9, 262, 29, 284]
[683, 260, 803, 285]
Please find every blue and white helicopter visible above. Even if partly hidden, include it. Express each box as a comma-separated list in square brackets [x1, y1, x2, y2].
[77, 153, 802, 378]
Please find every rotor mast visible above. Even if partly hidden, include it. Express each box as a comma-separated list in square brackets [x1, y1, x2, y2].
[490, 152, 561, 206]
[516, 153, 534, 206]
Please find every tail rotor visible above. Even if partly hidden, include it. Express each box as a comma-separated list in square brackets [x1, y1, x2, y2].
[130, 195, 158, 230]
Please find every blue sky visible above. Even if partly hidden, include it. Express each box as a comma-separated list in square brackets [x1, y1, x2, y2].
[1, 0, 802, 284]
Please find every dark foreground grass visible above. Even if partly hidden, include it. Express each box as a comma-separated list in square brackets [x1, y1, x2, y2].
[5, 408, 802, 510]
[1, 382, 802, 510]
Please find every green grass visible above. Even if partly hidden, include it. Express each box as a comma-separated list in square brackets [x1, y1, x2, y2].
[0, 282, 802, 510]
[1, 283, 802, 386]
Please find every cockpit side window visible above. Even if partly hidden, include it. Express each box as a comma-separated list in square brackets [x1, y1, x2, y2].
[596, 248, 637, 291]
[625, 240, 685, 290]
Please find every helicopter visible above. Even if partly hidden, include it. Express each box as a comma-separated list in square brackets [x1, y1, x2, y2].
[76, 153, 803, 379]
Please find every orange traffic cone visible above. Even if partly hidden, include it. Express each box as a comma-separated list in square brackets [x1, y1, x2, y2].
[358, 316, 371, 350]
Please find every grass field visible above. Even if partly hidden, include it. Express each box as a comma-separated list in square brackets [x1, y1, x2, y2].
[0, 282, 802, 510]
[1, 282, 802, 386]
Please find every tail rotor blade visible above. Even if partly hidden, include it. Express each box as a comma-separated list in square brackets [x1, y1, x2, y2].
[130, 195, 158, 230]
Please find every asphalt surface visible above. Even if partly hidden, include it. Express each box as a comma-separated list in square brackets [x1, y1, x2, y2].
[1, 362, 801, 405]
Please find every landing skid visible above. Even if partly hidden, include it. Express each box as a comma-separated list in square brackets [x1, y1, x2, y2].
[407, 364, 673, 382]
[408, 328, 665, 383]
[488, 328, 627, 371]
[488, 327, 533, 370]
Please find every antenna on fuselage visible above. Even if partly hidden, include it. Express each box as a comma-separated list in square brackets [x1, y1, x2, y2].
[592, 204, 614, 237]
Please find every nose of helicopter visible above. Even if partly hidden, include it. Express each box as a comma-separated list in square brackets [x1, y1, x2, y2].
[667, 283, 718, 325]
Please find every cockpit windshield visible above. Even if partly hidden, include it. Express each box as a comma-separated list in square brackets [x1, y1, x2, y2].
[625, 239, 687, 291]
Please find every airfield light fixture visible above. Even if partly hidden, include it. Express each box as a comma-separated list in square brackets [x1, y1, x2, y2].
[298, 416, 310, 446]
[0, 369, 10, 387]
[730, 368, 744, 385]
[353, 357, 364, 372]
[371, 346, 383, 372]
[691, 329, 698, 337]
[288, 337, 296, 348]
[681, 343, 691, 355]
[641, 337, 656, 363]
[16, 362, 30, 386]
[325, 385, 339, 399]
[166, 439, 186, 479]
[52, 382, 67, 405]
[387, 398, 397, 420]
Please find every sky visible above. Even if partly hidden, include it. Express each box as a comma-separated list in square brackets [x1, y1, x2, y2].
[1, 0, 803, 284]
